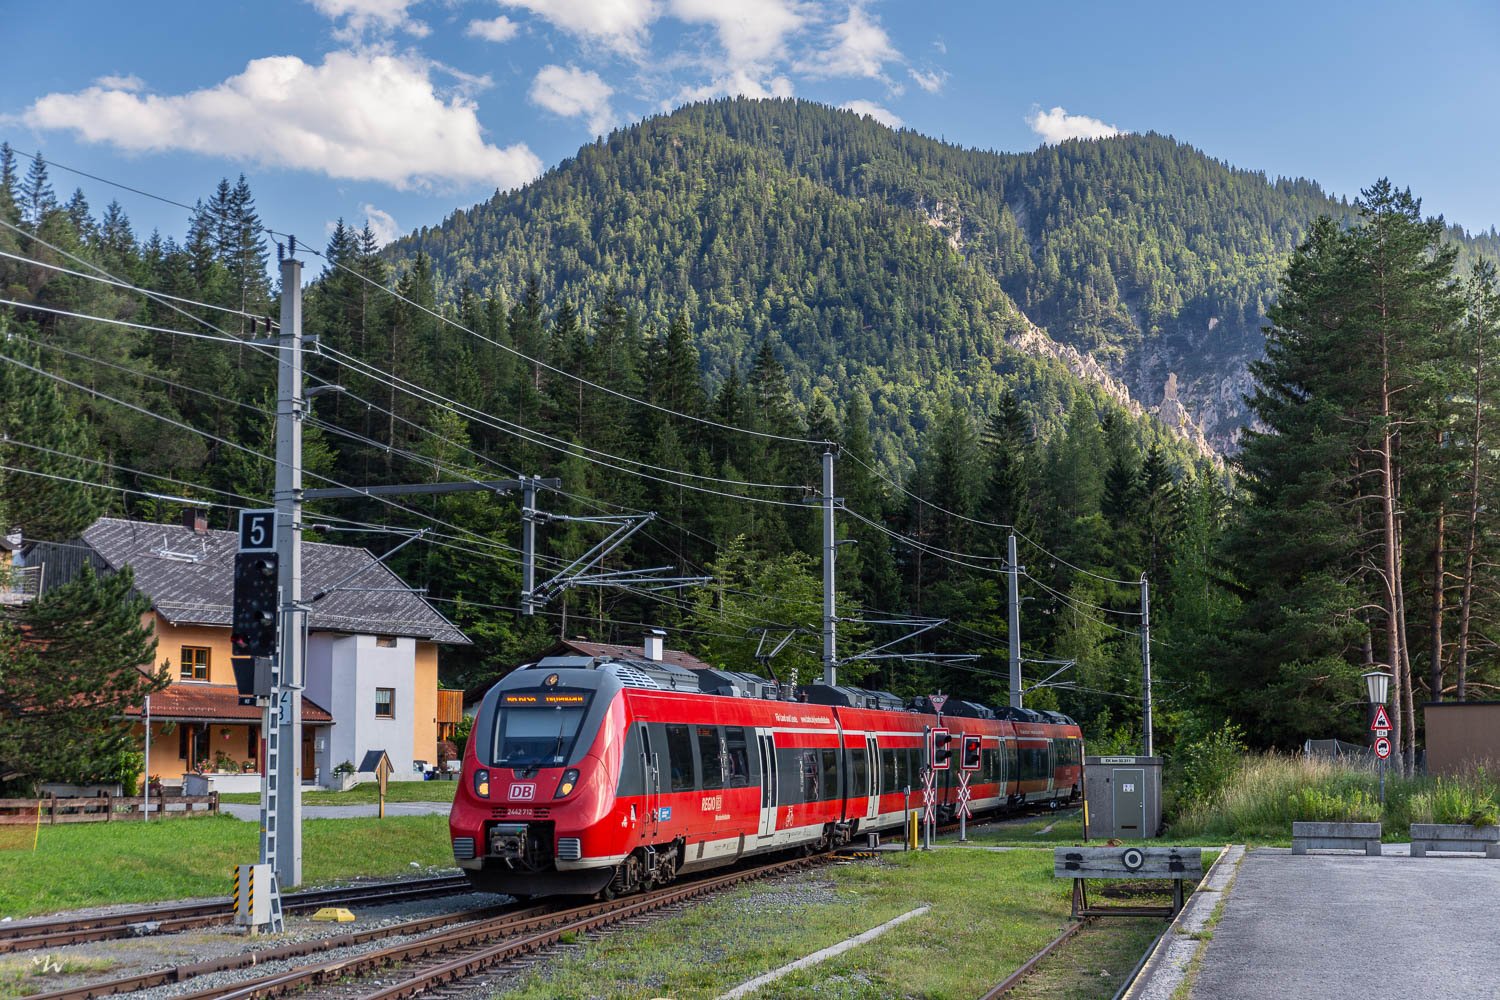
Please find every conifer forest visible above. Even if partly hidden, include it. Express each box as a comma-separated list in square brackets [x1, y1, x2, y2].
[4, 98, 1499, 764]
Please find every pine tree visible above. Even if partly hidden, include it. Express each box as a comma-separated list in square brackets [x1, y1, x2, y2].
[21, 154, 54, 230]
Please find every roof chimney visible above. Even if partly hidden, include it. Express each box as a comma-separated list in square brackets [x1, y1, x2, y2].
[181, 508, 208, 535]
[643, 628, 666, 662]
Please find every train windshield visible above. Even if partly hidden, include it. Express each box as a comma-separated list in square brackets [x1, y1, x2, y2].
[488, 690, 595, 768]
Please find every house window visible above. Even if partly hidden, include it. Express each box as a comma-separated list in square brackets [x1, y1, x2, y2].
[180, 646, 210, 681]
[375, 687, 395, 719]
[375, 635, 397, 648]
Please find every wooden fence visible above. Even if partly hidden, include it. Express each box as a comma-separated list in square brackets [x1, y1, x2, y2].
[0, 791, 220, 824]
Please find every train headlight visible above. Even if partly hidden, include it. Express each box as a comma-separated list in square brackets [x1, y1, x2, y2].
[474, 768, 490, 799]
[555, 768, 580, 798]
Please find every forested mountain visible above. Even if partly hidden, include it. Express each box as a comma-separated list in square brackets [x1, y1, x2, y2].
[390, 98, 1497, 454]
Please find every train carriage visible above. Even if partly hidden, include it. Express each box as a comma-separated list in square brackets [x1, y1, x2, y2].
[451, 651, 1083, 898]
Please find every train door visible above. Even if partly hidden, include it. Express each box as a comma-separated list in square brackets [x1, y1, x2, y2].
[865, 735, 880, 821]
[638, 721, 660, 841]
[1046, 740, 1057, 800]
[756, 731, 777, 839]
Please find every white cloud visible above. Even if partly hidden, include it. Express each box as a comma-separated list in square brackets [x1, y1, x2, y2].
[466, 15, 520, 42]
[798, 2, 899, 80]
[669, 69, 793, 107]
[669, 0, 807, 68]
[908, 67, 946, 94]
[25, 50, 542, 191]
[361, 203, 401, 244]
[1025, 105, 1124, 144]
[530, 64, 615, 134]
[840, 99, 900, 129]
[306, 0, 428, 39]
[499, 0, 661, 56]
[94, 73, 145, 92]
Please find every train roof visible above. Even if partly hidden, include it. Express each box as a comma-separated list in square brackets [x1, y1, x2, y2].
[512, 654, 1076, 727]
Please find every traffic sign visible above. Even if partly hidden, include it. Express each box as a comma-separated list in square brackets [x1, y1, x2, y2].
[928, 693, 948, 714]
[1370, 704, 1392, 732]
[956, 772, 973, 819]
[239, 509, 277, 553]
[1374, 736, 1392, 760]
[921, 770, 936, 823]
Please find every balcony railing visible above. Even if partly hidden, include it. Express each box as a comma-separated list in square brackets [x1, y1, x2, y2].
[0, 565, 42, 605]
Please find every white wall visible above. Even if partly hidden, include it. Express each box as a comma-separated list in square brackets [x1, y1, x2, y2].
[307, 633, 420, 786]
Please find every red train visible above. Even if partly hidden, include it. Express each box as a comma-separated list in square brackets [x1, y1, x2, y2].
[451, 652, 1083, 897]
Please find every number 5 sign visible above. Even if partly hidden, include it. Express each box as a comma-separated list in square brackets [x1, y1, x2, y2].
[239, 509, 277, 552]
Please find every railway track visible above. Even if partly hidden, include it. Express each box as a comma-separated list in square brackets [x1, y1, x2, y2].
[38, 855, 828, 1000]
[0, 874, 475, 954]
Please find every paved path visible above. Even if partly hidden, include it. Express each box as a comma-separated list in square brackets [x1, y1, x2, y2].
[1190, 848, 1500, 999]
[219, 801, 451, 821]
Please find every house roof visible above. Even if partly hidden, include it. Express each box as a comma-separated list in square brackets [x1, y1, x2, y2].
[80, 518, 469, 645]
[126, 683, 333, 723]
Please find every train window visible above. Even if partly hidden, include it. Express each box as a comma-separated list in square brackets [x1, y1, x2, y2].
[489, 691, 595, 768]
[724, 728, 752, 787]
[880, 749, 898, 792]
[616, 723, 647, 797]
[664, 724, 698, 792]
[697, 726, 725, 790]
[819, 749, 840, 801]
[776, 747, 807, 804]
[981, 748, 998, 782]
[848, 748, 869, 799]
[1006, 745, 1019, 781]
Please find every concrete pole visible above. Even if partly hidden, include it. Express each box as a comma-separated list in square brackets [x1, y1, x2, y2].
[1141, 573, 1154, 758]
[1008, 533, 1022, 708]
[822, 449, 837, 687]
[521, 475, 536, 615]
[275, 253, 304, 888]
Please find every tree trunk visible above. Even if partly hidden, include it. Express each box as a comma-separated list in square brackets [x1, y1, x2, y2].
[1429, 496, 1445, 702]
[1378, 327, 1407, 769]
[1456, 307, 1487, 703]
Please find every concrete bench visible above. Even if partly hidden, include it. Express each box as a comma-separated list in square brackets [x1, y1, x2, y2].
[1291, 821, 1382, 856]
[1410, 824, 1500, 858]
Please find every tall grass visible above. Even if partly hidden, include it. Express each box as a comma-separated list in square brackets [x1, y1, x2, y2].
[1170, 755, 1500, 840]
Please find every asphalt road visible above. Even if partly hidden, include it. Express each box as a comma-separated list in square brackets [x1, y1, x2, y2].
[1192, 848, 1500, 999]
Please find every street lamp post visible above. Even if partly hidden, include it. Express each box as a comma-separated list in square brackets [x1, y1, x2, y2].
[1362, 669, 1392, 805]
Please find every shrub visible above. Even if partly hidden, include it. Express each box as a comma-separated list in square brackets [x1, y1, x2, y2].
[1409, 772, 1500, 827]
[1175, 723, 1247, 811]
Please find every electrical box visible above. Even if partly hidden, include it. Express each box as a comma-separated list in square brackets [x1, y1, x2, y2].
[1083, 756, 1162, 840]
[233, 863, 273, 926]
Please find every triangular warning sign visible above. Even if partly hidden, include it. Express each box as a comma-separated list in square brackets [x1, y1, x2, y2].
[1370, 704, 1392, 731]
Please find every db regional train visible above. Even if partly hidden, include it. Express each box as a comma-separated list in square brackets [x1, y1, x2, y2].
[451, 650, 1083, 898]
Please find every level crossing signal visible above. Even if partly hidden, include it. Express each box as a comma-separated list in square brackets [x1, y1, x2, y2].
[231, 552, 279, 657]
[961, 734, 981, 771]
[931, 727, 952, 770]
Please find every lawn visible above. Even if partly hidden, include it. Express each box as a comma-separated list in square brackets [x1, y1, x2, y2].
[0, 814, 453, 917]
[494, 848, 1149, 1000]
[218, 781, 458, 806]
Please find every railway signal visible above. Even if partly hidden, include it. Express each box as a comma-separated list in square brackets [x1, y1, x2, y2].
[231, 551, 279, 657]
[961, 734, 981, 772]
[931, 728, 952, 771]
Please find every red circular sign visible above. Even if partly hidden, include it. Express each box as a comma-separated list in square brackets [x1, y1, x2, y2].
[1374, 736, 1392, 760]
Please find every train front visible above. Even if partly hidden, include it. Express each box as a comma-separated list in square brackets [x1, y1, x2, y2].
[450, 664, 626, 897]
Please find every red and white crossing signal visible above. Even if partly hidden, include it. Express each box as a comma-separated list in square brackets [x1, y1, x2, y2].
[961, 734, 981, 771]
[930, 727, 952, 770]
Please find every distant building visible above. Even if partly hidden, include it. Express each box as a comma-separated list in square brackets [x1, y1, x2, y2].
[14, 514, 469, 787]
[1423, 702, 1500, 775]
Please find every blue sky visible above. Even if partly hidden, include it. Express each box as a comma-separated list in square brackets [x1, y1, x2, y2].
[3, 0, 1498, 256]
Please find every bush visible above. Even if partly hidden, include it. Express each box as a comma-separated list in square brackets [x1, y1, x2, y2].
[1408, 772, 1500, 827]
[1175, 723, 1247, 812]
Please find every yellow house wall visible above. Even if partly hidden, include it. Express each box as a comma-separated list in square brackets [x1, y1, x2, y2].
[413, 642, 438, 765]
[152, 616, 239, 685]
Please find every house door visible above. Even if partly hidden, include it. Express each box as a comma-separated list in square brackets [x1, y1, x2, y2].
[302, 730, 316, 783]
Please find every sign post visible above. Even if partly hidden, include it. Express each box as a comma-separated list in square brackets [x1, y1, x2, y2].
[1371, 704, 1393, 806]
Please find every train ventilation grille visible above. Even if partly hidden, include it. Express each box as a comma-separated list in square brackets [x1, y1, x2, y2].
[452, 837, 476, 861]
[604, 663, 660, 689]
[556, 838, 582, 861]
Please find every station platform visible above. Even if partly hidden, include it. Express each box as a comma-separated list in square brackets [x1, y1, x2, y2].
[1163, 847, 1500, 999]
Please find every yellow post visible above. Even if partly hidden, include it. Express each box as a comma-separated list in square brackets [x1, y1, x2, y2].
[32, 799, 41, 851]
[907, 809, 918, 850]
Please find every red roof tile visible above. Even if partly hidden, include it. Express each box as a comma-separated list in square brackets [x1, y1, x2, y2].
[127, 684, 332, 723]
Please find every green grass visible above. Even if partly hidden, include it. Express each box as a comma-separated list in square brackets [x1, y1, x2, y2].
[0, 955, 119, 1000]
[1170, 755, 1500, 841]
[495, 849, 1155, 1000]
[217, 781, 458, 805]
[0, 814, 453, 917]
[1005, 918, 1164, 1000]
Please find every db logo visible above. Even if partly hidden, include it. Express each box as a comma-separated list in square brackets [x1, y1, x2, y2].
[509, 783, 537, 800]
